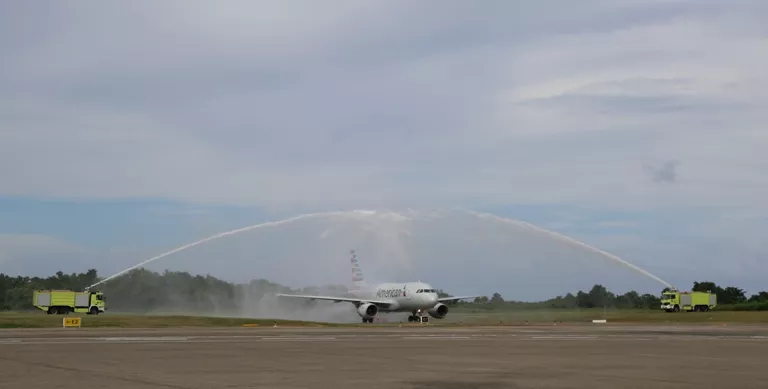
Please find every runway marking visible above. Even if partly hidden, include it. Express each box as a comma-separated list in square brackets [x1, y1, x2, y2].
[0, 338, 338, 345]
[101, 336, 189, 342]
[638, 353, 726, 361]
[5, 331, 768, 346]
[531, 335, 599, 340]
[402, 336, 472, 340]
[260, 337, 337, 341]
[402, 334, 477, 337]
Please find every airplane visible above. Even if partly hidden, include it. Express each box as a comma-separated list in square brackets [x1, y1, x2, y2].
[276, 250, 482, 323]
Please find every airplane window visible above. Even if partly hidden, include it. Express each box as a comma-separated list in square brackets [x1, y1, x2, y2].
[417, 289, 422, 293]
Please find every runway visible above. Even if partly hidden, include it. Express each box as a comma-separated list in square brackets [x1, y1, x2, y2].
[2, 325, 767, 388]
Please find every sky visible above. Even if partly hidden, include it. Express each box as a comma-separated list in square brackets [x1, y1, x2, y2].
[1, 0, 767, 299]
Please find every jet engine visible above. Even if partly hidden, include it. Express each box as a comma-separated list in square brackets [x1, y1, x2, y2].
[426, 303, 448, 319]
[357, 302, 378, 319]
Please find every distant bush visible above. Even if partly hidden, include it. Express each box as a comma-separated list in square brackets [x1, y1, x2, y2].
[731, 301, 768, 311]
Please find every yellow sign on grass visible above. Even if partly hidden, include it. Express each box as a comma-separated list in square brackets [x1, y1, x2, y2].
[63, 317, 82, 328]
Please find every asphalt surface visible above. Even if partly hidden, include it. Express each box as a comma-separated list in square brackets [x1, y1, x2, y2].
[1, 325, 767, 388]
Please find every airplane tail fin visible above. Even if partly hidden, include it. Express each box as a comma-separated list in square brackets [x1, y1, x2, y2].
[349, 250, 367, 295]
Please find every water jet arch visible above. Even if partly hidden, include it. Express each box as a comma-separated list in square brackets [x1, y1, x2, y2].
[86, 209, 673, 291]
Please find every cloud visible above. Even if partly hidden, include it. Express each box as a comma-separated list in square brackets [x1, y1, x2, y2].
[644, 160, 681, 183]
[0, 1, 766, 211]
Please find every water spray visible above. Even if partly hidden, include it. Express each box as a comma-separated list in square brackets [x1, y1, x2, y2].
[458, 209, 674, 289]
[86, 208, 673, 292]
[85, 211, 349, 291]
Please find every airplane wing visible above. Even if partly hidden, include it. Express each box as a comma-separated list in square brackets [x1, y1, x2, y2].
[438, 295, 482, 303]
[275, 293, 394, 309]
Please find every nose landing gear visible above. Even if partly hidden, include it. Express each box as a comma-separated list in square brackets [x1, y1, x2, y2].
[407, 311, 429, 323]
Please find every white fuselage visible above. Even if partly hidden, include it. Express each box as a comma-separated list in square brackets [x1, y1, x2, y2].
[353, 282, 439, 313]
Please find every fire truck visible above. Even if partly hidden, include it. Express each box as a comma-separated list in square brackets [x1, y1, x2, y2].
[660, 290, 716, 312]
[32, 290, 106, 315]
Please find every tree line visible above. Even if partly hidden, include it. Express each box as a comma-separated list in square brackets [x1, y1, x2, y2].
[1, 269, 766, 312]
[472, 281, 768, 311]
[0, 268, 326, 313]
[467, 285, 662, 310]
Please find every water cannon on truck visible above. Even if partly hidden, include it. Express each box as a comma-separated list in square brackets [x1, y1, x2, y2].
[32, 290, 106, 315]
[660, 288, 716, 312]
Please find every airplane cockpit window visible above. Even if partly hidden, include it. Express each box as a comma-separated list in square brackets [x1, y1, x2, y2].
[417, 289, 423, 293]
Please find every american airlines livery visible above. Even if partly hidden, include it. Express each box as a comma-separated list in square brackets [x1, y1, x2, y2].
[276, 250, 482, 323]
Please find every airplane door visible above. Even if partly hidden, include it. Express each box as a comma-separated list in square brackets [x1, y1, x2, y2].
[404, 285, 412, 300]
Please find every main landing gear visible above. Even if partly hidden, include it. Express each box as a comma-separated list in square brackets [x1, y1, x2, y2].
[361, 318, 374, 323]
